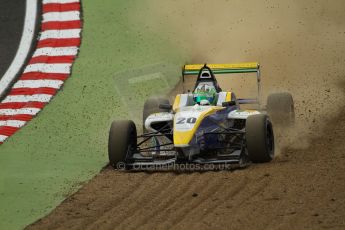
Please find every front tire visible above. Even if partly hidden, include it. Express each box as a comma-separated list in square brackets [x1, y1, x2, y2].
[246, 114, 274, 163]
[108, 120, 137, 169]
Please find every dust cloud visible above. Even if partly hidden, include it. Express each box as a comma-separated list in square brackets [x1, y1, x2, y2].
[131, 0, 345, 150]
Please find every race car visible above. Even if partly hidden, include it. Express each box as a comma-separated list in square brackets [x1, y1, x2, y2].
[108, 62, 294, 169]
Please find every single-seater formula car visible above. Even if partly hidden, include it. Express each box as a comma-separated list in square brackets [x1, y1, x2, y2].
[108, 62, 294, 169]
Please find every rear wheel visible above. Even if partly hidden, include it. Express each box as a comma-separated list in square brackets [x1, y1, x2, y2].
[143, 97, 170, 132]
[267, 92, 295, 126]
[108, 120, 137, 169]
[246, 114, 274, 163]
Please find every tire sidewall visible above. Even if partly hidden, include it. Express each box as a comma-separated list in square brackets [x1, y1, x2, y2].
[108, 120, 137, 168]
[246, 114, 275, 163]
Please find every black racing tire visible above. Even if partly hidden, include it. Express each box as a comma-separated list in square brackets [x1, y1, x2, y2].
[246, 114, 275, 163]
[267, 92, 295, 126]
[143, 97, 170, 132]
[108, 120, 137, 169]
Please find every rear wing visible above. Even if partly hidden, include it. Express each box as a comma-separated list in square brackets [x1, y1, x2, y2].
[182, 62, 259, 75]
[181, 62, 262, 108]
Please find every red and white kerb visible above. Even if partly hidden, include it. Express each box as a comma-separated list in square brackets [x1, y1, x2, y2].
[0, 0, 82, 144]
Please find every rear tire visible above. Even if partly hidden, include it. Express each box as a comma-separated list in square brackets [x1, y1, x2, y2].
[143, 97, 170, 132]
[108, 120, 137, 169]
[267, 92, 295, 126]
[246, 114, 274, 163]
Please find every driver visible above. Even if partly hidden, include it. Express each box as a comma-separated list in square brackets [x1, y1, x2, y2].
[193, 83, 217, 105]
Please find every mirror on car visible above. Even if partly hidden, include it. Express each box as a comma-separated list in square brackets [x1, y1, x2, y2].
[222, 101, 236, 107]
[159, 103, 173, 110]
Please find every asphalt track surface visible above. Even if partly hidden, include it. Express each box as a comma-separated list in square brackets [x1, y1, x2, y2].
[0, 0, 25, 79]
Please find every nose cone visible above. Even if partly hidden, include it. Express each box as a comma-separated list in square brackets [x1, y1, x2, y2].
[173, 106, 223, 147]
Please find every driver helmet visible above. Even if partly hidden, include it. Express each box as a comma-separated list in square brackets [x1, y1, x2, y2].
[193, 83, 216, 105]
